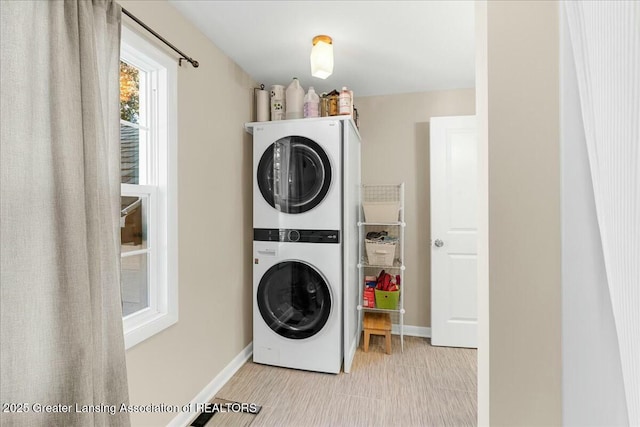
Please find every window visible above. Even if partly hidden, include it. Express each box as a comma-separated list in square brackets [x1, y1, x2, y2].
[119, 25, 177, 349]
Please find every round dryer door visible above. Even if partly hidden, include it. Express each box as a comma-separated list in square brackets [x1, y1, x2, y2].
[257, 261, 332, 340]
[257, 136, 331, 214]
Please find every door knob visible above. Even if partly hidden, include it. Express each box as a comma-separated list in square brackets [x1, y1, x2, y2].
[434, 239, 444, 248]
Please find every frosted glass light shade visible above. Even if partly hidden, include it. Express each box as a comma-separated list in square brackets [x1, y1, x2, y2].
[310, 36, 333, 79]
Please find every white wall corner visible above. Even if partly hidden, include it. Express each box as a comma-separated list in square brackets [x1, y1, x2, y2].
[475, 0, 490, 426]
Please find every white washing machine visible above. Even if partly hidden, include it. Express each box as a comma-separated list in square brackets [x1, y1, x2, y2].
[252, 228, 342, 374]
[251, 119, 342, 230]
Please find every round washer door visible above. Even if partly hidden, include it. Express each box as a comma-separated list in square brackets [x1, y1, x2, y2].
[257, 261, 332, 340]
[257, 136, 331, 214]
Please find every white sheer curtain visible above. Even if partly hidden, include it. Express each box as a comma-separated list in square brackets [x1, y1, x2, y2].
[565, 2, 640, 425]
[0, 1, 130, 425]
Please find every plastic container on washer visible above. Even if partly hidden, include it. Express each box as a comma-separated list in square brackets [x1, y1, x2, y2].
[303, 87, 320, 118]
[270, 85, 285, 121]
[285, 77, 304, 120]
[338, 86, 351, 115]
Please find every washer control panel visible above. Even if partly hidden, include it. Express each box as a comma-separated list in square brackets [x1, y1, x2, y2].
[254, 228, 340, 244]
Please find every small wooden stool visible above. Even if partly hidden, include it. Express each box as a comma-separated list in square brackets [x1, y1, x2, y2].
[363, 312, 392, 354]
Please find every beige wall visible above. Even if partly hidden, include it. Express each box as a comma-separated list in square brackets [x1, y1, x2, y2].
[485, 1, 562, 425]
[355, 90, 475, 327]
[118, 1, 255, 425]
[115, 2, 564, 425]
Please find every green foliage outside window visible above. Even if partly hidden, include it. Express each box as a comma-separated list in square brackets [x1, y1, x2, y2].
[120, 61, 139, 124]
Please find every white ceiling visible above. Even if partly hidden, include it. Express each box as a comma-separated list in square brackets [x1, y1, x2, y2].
[168, 0, 475, 97]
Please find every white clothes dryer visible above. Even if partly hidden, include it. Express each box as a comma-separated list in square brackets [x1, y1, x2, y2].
[252, 228, 342, 374]
[251, 119, 342, 230]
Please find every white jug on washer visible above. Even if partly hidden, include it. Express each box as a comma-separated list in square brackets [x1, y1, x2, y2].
[285, 77, 304, 120]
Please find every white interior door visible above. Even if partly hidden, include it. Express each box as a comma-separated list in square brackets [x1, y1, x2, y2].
[430, 116, 478, 348]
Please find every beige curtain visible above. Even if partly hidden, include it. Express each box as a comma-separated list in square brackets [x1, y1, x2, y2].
[0, 1, 130, 425]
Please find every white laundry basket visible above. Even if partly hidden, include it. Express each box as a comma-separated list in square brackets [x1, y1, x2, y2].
[365, 239, 397, 266]
[363, 201, 400, 222]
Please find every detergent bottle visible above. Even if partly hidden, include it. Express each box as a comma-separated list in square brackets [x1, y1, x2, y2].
[338, 86, 351, 115]
[303, 87, 320, 118]
[285, 77, 304, 120]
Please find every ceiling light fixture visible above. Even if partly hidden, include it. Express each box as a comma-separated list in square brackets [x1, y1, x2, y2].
[310, 35, 333, 79]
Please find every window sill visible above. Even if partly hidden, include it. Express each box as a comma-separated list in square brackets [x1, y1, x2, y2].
[124, 308, 178, 350]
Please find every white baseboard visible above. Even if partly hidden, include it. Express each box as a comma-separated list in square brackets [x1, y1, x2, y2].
[391, 324, 431, 338]
[167, 342, 253, 427]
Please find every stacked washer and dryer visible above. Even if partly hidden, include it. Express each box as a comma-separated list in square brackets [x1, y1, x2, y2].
[245, 117, 361, 374]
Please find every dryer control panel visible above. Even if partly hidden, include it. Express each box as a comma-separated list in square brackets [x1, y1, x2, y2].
[254, 228, 340, 244]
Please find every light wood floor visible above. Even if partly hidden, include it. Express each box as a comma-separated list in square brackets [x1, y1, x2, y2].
[207, 335, 477, 427]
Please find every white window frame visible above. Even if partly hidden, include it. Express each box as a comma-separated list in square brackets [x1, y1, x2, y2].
[120, 24, 178, 350]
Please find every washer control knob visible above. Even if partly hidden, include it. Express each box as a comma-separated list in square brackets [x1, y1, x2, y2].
[288, 230, 300, 242]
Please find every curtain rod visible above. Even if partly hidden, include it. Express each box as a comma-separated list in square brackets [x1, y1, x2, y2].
[121, 7, 199, 68]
